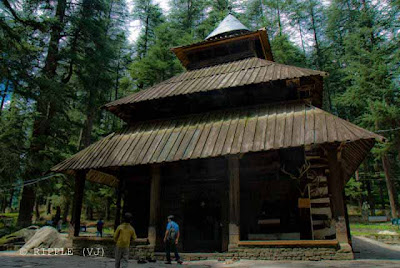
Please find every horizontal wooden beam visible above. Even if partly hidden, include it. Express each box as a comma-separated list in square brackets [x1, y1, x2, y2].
[238, 240, 339, 247]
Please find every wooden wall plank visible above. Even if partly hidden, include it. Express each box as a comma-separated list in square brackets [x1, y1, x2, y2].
[241, 107, 258, 152]
[274, 103, 287, 149]
[252, 106, 269, 151]
[283, 103, 295, 148]
[265, 105, 277, 150]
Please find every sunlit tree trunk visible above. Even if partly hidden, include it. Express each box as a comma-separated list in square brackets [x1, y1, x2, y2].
[382, 154, 399, 218]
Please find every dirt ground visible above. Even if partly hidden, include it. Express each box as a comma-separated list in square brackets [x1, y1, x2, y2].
[1, 236, 400, 268]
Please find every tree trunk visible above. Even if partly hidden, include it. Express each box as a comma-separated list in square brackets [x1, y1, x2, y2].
[106, 197, 111, 221]
[8, 189, 14, 210]
[112, 48, 121, 130]
[143, 13, 149, 57]
[382, 154, 399, 218]
[85, 206, 90, 220]
[366, 180, 375, 216]
[355, 170, 363, 213]
[308, 0, 332, 111]
[89, 207, 93, 220]
[379, 180, 386, 210]
[47, 198, 52, 214]
[17, 0, 67, 228]
[276, 0, 282, 36]
[298, 19, 306, 55]
[79, 99, 96, 150]
[34, 196, 40, 221]
[17, 186, 36, 227]
[309, 0, 322, 69]
[62, 199, 70, 222]
[70, 199, 75, 224]
[1, 196, 6, 213]
[73, 171, 86, 236]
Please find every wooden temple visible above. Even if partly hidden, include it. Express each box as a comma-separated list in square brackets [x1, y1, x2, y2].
[51, 15, 384, 260]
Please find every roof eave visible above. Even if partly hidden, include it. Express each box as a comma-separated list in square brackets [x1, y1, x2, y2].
[171, 29, 274, 69]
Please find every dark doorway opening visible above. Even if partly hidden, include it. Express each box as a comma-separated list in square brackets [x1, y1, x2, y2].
[183, 192, 222, 252]
[124, 180, 150, 238]
[159, 158, 227, 253]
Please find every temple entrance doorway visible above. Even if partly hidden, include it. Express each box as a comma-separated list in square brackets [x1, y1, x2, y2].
[240, 149, 312, 241]
[183, 190, 222, 252]
[160, 158, 228, 253]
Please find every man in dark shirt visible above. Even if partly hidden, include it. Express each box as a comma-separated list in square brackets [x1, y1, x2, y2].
[97, 218, 104, 237]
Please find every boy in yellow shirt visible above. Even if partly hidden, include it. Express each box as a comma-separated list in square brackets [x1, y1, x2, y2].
[114, 213, 137, 268]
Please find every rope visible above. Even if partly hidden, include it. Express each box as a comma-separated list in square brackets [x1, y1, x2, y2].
[375, 127, 400, 133]
[0, 173, 66, 193]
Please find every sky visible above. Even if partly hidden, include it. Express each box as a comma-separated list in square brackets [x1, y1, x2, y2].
[128, 0, 170, 43]
[126, 0, 311, 49]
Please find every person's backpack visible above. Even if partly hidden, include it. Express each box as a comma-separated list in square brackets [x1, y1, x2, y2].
[168, 226, 177, 241]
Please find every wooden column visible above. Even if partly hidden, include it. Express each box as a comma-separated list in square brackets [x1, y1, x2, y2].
[228, 155, 240, 249]
[73, 170, 86, 237]
[114, 176, 124, 230]
[148, 165, 161, 246]
[327, 146, 350, 246]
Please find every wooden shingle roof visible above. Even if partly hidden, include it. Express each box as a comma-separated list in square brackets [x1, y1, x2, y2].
[52, 101, 383, 180]
[104, 58, 326, 109]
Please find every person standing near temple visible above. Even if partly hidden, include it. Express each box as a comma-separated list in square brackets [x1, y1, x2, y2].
[97, 218, 104, 237]
[164, 215, 183, 265]
[114, 213, 137, 268]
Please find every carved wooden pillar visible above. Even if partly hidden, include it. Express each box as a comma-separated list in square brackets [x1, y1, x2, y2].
[73, 170, 86, 237]
[148, 165, 161, 246]
[327, 146, 350, 247]
[228, 155, 240, 249]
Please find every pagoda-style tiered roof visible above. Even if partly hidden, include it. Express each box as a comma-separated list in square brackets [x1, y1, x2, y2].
[104, 57, 326, 121]
[105, 58, 326, 108]
[51, 14, 384, 188]
[52, 101, 383, 180]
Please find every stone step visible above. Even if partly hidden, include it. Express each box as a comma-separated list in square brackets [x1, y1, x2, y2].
[310, 187, 328, 197]
[311, 207, 332, 218]
[312, 214, 330, 221]
[314, 226, 336, 240]
[309, 176, 328, 183]
[310, 197, 330, 204]
[312, 220, 327, 226]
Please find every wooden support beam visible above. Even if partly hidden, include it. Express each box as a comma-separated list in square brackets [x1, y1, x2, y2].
[228, 155, 240, 249]
[73, 170, 86, 237]
[327, 147, 350, 247]
[148, 165, 161, 246]
[114, 176, 123, 230]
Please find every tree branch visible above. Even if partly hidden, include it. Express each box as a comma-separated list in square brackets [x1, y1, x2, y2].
[1, 0, 48, 31]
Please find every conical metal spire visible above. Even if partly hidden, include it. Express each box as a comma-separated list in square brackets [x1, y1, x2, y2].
[205, 14, 250, 40]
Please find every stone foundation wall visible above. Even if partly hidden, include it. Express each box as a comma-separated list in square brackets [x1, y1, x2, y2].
[72, 237, 153, 259]
[72, 237, 353, 261]
[153, 244, 353, 261]
[228, 244, 353, 261]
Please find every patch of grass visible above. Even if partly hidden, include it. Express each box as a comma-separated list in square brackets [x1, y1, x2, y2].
[0, 226, 22, 246]
[351, 222, 399, 231]
[103, 227, 114, 235]
[350, 222, 400, 238]
[351, 231, 375, 236]
[0, 213, 19, 237]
